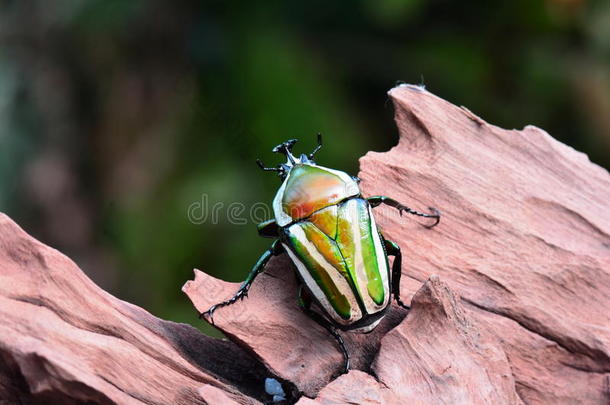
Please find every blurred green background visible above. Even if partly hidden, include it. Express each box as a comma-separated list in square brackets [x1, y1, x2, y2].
[1, 0, 609, 333]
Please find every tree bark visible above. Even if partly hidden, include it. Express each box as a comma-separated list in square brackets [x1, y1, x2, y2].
[1, 85, 608, 404]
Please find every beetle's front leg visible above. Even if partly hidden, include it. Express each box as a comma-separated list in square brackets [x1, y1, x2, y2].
[257, 219, 279, 238]
[200, 240, 283, 324]
[296, 285, 350, 374]
[384, 238, 410, 310]
[367, 196, 440, 228]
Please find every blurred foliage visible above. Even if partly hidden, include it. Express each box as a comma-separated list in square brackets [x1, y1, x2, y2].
[0, 0, 608, 333]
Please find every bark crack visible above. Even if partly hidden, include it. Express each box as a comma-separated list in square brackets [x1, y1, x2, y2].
[462, 297, 610, 372]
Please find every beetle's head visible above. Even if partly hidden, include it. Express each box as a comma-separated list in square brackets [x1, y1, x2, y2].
[256, 134, 323, 180]
[272, 138, 300, 169]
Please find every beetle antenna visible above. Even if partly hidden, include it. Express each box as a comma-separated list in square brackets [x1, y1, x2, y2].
[256, 159, 281, 172]
[309, 133, 323, 160]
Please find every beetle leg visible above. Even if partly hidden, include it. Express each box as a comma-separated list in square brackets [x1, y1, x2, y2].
[200, 240, 283, 324]
[257, 219, 279, 238]
[367, 196, 440, 228]
[384, 238, 410, 310]
[297, 285, 350, 374]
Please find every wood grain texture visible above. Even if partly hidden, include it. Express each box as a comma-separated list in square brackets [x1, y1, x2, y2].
[1, 84, 608, 404]
[359, 85, 610, 404]
[187, 85, 610, 403]
[0, 214, 269, 405]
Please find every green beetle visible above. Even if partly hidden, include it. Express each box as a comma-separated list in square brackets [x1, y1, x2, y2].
[201, 136, 440, 372]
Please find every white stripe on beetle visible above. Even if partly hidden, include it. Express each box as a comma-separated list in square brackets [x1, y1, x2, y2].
[346, 199, 386, 314]
[368, 204, 391, 309]
[350, 317, 383, 334]
[283, 226, 362, 325]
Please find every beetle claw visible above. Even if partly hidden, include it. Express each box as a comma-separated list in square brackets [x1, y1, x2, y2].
[395, 297, 411, 311]
[423, 206, 441, 228]
[200, 306, 217, 325]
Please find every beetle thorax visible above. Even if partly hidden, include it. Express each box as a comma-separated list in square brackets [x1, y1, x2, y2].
[272, 164, 360, 226]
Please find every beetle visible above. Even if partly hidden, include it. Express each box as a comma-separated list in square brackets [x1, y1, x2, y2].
[201, 135, 440, 372]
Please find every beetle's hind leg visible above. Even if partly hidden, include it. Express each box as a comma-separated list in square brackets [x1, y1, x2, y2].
[384, 238, 410, 310]
[296, 285, 350, 374]
[368, 196, 440, 228]
[200, 240, 283, 324]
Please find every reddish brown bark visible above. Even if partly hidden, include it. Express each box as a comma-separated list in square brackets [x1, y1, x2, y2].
[1, 85, 608, 404]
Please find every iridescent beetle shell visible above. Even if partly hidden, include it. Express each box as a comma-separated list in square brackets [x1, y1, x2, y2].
[201, 137, 440, 375]
[274, 161, 391, 331]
